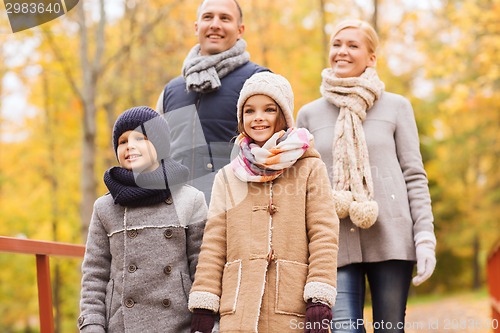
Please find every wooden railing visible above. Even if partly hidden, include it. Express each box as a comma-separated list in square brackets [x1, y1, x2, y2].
[0, 236, 85, 333]
[487, 238, 500, 332]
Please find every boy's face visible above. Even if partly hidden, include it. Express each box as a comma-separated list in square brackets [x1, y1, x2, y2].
[117, 130, 160, 173]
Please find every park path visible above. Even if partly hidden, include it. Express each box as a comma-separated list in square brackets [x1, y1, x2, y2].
[363, 292, 494, 333]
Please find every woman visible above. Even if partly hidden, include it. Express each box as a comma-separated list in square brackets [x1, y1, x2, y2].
[189, 72, 339, 333]
[296, 20, 436, 333]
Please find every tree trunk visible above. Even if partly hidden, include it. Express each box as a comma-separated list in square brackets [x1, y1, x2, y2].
[472, 233, 481, 289]
[319, 0, 328, 68]
[42, 69, 63, 333]
[77, 0, 105, 240]
[372, 0, 378, 33]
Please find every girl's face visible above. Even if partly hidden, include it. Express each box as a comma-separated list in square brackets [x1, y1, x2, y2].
[243, 94, 284, 147]
[328, 27, 376, 78]
[117, 130, 160, 172]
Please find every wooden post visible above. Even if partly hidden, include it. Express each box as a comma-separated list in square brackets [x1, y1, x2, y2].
[36, 254, 55, 333]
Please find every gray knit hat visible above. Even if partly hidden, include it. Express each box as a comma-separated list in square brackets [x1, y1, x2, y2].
[237, 72, 295, 129]
[112, 106, 171, 161]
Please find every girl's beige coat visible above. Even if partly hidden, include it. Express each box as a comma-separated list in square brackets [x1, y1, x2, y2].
[189, 148, 339, 332]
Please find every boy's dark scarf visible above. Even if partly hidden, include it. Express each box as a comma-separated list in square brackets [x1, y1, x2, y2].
[103, 159, 189, 207]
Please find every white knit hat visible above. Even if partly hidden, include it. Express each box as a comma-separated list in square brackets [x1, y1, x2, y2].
[237, 72, 294, 129]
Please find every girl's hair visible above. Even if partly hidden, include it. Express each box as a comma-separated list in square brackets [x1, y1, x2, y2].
[237, 102, 288, 138]
[330, 19, 379, 54]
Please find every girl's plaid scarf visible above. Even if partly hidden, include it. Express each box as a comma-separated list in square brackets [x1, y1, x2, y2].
[231, 128, 313, 183]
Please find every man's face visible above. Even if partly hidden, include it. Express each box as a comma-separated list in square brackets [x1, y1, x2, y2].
[195, 0, 245, 55]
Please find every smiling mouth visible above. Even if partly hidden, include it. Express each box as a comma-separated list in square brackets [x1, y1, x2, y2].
[207, 34, 223, 39]
[252, 126, 270, 130]
[126, 154, 142, 161]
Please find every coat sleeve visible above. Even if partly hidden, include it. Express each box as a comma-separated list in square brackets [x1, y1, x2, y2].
[78, 202, 111, 332]
[303, 159, 340, 308]
[394, 97, 435, 243]
[186, 190, 208, 280]
[188, 170, 229, 313]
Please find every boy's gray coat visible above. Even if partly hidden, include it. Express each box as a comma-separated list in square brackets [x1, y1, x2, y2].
[78, 185, 207, 333]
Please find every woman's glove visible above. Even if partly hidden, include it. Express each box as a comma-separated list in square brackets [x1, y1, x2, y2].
[304, 300, 332, 333]
[412, 231, 437, 286]
[190, 308, 215, 333]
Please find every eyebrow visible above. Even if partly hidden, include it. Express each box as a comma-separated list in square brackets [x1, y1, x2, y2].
[244, 103, 278, 108]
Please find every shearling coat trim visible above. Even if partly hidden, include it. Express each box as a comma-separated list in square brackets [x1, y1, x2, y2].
[188, 291, 220, 312]
[303, 281, 337, 308]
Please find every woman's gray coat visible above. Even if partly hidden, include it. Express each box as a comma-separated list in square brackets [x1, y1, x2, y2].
[78, 185, 207, 333]
[297, 92, 434, 267]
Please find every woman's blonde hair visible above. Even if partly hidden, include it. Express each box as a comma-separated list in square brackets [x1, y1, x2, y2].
[330, 19, 379, 54]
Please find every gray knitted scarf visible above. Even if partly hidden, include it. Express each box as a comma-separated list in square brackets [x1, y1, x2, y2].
[320, 67, 384, 228]
[182, 39, 250, 93]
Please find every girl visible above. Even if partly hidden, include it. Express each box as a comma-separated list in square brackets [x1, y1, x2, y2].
[78, 106, 207, 333]
[297, 20, 437, 333]
[188, 72, 340, 333]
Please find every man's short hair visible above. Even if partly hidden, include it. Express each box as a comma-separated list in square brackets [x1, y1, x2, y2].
[197, 0, 243, 24]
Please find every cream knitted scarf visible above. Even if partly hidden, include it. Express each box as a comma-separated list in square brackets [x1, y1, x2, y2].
[182, 39, 250, 93]
[320, 67, 384, 228]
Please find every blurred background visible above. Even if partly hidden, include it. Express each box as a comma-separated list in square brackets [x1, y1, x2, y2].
[0, 0, 499, 332]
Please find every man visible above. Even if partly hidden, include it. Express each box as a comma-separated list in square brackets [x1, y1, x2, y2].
[156, 0, 269, 204]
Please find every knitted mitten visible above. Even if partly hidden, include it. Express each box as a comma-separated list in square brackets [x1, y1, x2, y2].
[304, 300, 332, 333]
[190, 309, 215, 333]
[412, 231, 437, 286]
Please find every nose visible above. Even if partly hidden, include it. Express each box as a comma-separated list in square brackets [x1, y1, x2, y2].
[254, 111, 264, 121]
[126, 140, 136, 149]
[209, 16, 221, 29]
[338, 44, 348, 55]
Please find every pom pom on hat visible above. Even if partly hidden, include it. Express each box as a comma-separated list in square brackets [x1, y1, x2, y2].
[237, 72, 295, 129]
[112, 106, 171, 161]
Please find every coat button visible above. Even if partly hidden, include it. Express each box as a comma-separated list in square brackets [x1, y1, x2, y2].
[164, 265, 172, 275]
[127, 230, 138, 238]
[165, 197, 173, 205]
[78, 316, 84, 325]
[164, 228, 173, 239]
[128, 264, 137, 273]
[206, 162, 213, 169]
[162, 298, 171, 308]
[350, 228, 356, 233]
[125, 298, 135, 308]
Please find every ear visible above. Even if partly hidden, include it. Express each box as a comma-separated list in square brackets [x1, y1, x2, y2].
[194, 21, 199, 36]
[367, 53, 377, 67]
[237, 23, 245, 39]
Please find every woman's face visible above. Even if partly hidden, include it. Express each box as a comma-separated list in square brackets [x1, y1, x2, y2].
[328, 27, 376, 78]
[242, 94, 283, 147]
